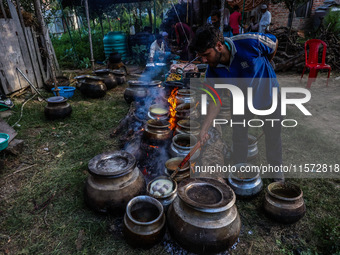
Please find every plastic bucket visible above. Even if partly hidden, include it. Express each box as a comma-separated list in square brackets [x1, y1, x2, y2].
[52, 86, 76, 98]
[0, 133, 10, 151]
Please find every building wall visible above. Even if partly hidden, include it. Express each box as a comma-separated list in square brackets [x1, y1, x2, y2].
[268, 0, 325, 30]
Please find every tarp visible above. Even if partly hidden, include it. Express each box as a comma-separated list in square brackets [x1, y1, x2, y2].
[61, 0, 151, 8]
[228, 0, 264, 12]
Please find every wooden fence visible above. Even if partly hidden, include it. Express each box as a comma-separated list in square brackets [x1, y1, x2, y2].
[0, 0, 59, 95]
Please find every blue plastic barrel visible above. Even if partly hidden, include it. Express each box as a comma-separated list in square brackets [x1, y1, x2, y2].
[103, 32, 128, 60]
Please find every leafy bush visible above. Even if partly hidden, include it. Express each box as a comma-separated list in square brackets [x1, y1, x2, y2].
[128, 45, 149, 65]
[323, 9, 340, 36]
[51, 29, 105, 69]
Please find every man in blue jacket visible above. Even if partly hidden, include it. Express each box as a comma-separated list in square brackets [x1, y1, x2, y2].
[191, 25, 283, 181]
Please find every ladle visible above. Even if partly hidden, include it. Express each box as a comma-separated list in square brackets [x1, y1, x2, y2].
[175, 56, 200, 75]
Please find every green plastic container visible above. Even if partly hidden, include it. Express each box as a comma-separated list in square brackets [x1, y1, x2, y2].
[103, 32, 128, 60]
[0, 133, 9, 151]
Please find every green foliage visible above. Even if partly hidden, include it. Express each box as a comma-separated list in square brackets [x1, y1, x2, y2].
[323, 9, 340, 36]
[129, 45, 149, 66]
[313, 216, 340, 254]
[51, 29, 105, 69]
[79, 57, 91, 69]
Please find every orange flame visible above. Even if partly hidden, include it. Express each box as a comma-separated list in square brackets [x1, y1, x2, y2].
[168, 88, 179, 130]
[149, 145, 159, 149]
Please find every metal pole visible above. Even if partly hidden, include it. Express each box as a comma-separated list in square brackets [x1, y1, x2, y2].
[57, 0, 79, 66]
[153, 0, 156, 33]
[220, 0, 225, 33]
[241, 0, 246, 33]
[84, 0, 95, 70]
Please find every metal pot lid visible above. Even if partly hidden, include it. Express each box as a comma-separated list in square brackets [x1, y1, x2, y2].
[111, 70, 125, 76]
[147, 119, 170, 129]
[47, 96, 67, 103]
[74, 75, 105, 81]
[163, 81, 185, 88]
[94, 69, 112, 74]
[128, 80, 161, 87]
[177, 89, 196, 96]
[178, 178, 235, 213]
[88, 151, 136, 177]
[177, 120, 200, 130]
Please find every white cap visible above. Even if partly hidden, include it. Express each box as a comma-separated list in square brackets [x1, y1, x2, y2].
[162, 32, 168, 37]
[261, 4, 267, 9]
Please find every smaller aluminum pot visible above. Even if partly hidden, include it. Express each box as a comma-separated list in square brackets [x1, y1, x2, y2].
[176, 89, 196, 104]
[170, 134, 200, 160]
[175, 119, 200, 138]
[165, 157, 190, 183]
[228, 163, 263, 198]
[44, 96, 72, 120]
[94, 69, 117, 89]
[264, 182, 306, 224]
[147, 176, 177, 211]
[123, 195, 166, 248]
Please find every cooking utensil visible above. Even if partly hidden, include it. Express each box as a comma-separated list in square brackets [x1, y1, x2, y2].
[170, 140, 203, 179]
[175, 56, 200, 75]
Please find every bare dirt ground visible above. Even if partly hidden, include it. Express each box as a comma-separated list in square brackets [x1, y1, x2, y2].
[278, 72, 340, 142]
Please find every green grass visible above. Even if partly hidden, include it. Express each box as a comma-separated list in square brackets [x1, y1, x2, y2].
[1, 79, 339, 254]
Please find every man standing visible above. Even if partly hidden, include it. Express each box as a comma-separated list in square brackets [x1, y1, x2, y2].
[259, 4, 271, 33]
[173, 22, 195, 61]
[190, 25, 283, 181]
[229, 5, 241, 35]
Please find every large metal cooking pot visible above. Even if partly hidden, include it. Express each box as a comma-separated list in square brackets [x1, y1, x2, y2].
[167, 178, 241, 254]
[93, 69, 117, 89]
[175, 103, 200, 121]
[111, 69, 126, 85]
[123, 195, 166, 248]
[231, 134, 259, 163]
[74, 75, 107, 98]
[143, 119, 172, 142]
[175, 119, 200, 137]
[124, 80, 162, 104]
[264, 182, 306, 224]
[170, 134, 200, 160]
[85, 151, 146, 213]
[228, 163, 263, 198]
[44, 96, 72, 120]
[176, 89, 196, 105]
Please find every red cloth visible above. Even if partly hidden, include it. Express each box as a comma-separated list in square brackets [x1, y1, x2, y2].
[229, 11, 241, 35]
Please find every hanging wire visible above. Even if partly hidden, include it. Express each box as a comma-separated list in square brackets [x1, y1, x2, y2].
[11, 93, 37, 128]
[170, 0, 189, 44]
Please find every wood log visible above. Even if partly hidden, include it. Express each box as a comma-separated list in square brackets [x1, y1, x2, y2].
[275, 52, 304, 72]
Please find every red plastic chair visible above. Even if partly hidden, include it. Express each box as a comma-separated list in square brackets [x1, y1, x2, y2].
[301, 39, 331, 88]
